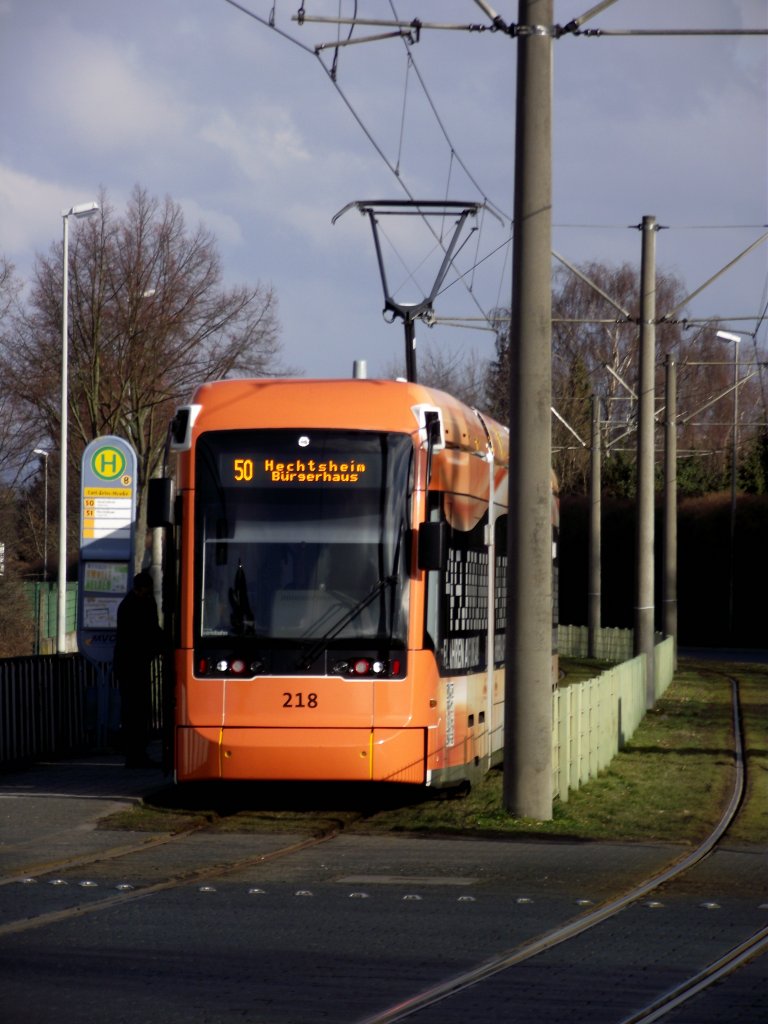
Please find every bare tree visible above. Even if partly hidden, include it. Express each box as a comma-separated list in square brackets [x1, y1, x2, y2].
[548, 262, 685, 492]
[0, 503, 34, 655]
[485, 260, 765, 495]
[381, 340, 490, 411]
[1, 186, 286, 568]
[0, 258, 38, 478]
[0, 256, 15, 319]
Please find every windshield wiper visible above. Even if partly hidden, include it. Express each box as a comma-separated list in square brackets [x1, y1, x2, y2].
[296, 576, 396, 670]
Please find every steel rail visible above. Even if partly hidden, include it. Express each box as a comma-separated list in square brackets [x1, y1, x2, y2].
[0, 829, 194, 889]
[0, 678, 751, 1021]
[0, 828, 340, 938]
[619, 924, 768, 1024]
[358, 676, 747, 1024]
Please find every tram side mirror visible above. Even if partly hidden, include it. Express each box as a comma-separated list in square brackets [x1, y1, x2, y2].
[418, 521, 448, 572]
[147, 477, 174, 528]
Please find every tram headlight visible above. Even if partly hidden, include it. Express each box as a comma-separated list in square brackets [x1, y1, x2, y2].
[196, 656, 264, 678]
[330, 657, 403, 679]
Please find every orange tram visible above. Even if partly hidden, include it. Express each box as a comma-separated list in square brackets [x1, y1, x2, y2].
[152, 377, 552, 789]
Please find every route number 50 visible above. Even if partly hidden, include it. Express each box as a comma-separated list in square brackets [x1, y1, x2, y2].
[234, 458, 254, 482]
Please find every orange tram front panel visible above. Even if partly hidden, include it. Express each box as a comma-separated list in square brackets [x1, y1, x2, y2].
[174, 647, 432, 783]
[174, 645, 435, 783]
[167, 378, 511, 788]
[173, 665, 498, 786]
[177, 725, 428, 784]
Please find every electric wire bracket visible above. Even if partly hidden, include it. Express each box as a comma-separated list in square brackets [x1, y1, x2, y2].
[333, 199, 489, 382]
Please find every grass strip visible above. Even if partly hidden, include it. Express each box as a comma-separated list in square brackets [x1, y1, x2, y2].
[103, 661, 767, 845]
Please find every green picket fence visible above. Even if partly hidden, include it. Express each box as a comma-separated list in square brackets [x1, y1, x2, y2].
[554, 629, 675, 802]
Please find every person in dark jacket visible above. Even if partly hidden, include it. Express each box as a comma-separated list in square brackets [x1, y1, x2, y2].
[114, 571, 163, 768]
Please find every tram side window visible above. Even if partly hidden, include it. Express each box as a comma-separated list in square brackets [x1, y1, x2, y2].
[423, 492, 490, 675]
[423, 493, 442, 653]
[494, 511, 508, 666]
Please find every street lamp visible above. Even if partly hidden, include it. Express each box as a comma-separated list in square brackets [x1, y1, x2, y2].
[33, 448, 49, 582]
[57, 201, 99, 655]
[716, 329, 741, 640]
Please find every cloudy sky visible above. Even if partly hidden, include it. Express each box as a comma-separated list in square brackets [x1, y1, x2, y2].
[1, 1, 766, 381]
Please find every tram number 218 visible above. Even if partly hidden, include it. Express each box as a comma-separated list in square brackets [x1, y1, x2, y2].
[283, 692, 318, 708]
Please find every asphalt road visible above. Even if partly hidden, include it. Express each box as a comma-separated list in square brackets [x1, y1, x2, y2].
[0, 757, 765, 1024]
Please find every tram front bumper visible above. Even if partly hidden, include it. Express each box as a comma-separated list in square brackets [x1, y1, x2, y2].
[176, 726, 427, 783]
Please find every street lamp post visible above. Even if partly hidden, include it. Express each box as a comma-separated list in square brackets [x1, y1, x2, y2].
[57, 201, 99, 655]
[716, 329, 741, 640]
[33, 448, 49, 581]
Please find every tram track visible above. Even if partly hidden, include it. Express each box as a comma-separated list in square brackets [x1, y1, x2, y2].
[618, 922, 768, 1024]
[358, 674, 761, 1024]
[0, 673, 761, 1023]
[0, 828, 196, 890]
[0, 823, 344, 938]
[0, 781, 367, 895]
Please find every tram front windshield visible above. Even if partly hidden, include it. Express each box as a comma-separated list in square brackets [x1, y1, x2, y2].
[195, 429, 412, 650]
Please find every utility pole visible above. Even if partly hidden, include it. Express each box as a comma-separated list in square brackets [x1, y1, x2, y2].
[663, 355, 677, 668]
[504, 0, 554, 820]
[635, 215, 657, 709]
[588, 395, 601, 658]
[716, 329, 741, 641]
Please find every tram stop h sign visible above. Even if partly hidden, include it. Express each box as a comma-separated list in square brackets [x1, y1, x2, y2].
[77, 436, 137, 667]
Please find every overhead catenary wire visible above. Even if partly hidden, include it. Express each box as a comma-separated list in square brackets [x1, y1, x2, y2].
[221, 0, 315, 53]
[221, 0, 514, 335]
[328, 0, 358, 80]
[662, 229, 768, 320]
[394, 49, 412, 175]
[293, 3, 768, 40]
[573, 27, 768, 38]
[221, 1, 767, 349]
[389, 1, 511, 224]
[318, 32, 506, 331]
[440, 149, 455, 244]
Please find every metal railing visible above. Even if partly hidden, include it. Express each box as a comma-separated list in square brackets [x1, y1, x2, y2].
[0, 654, 164, 766]
[2, 633, 674, 777]
[553, 633, 676, 802]
[0, 655, 94, 764]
